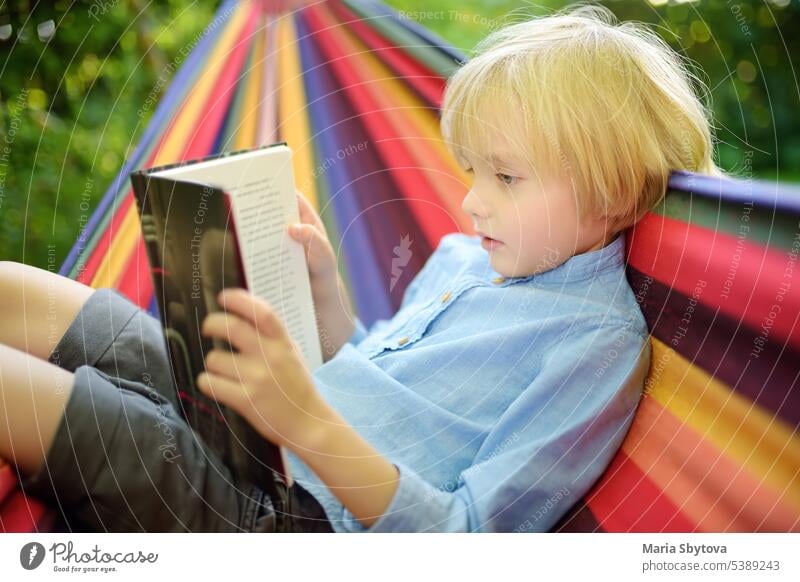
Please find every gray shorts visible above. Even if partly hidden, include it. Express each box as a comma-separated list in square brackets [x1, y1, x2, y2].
[20, 288, 332, 532]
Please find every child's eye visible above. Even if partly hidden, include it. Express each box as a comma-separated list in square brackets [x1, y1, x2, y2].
[496, 173, 519, 186]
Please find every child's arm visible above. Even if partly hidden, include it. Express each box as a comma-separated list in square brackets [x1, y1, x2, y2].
[197, 288, 398, 527]
[285, 398, 400, 527]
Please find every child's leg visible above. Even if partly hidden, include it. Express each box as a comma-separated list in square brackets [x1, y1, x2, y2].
[0, 264, 279, 532]
[0, 261, 176, 407]
[0, 260, 95, 470]
[0, 343, 73, 475]
[0, 261, 94, 361]
[1, 341, 278, 532]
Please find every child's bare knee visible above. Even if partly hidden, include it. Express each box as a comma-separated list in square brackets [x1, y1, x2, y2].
[0, 260, 24, 290]
[0, 261, 94, 359]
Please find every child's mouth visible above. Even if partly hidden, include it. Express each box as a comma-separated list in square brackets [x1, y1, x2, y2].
[480, 236, 503, 251]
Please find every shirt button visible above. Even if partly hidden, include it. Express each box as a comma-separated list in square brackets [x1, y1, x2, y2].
[397, 336, 410, 346]
[440, 291, 452, 303]
[492, 276, 505, 284]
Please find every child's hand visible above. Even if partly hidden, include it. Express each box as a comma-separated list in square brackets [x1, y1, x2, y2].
[197, 288, 326, 448]
[289, 191, 338, 296]
[289, 191, 355, 362]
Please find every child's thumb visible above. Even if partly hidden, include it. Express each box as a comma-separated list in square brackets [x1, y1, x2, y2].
[289, 223, 306, 238]
[289, 223, 317, 244]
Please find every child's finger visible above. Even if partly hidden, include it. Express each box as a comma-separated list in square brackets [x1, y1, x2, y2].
[202, 311, 263, 354]
[288, 224, 337, 279]
[216, 288, 288, 340]
[288, 223, 325, 251]
[295, 191, 326, 232]
[204, 348, 265, 384]
[196, 371, 247, 410]
[295, 192, 315, 224]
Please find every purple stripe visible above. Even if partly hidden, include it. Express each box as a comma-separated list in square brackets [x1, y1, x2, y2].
[668, 170, 800, 214]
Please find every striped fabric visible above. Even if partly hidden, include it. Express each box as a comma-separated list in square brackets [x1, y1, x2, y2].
[554, 173, 800, 532]
[2, 0, 797, 532]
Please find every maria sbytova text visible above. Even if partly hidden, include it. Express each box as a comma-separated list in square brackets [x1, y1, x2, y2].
[643, 543, 727, 557]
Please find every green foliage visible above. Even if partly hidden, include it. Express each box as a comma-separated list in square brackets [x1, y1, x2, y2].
[0, 0, 215, 269]
[1, 0, 798, 271]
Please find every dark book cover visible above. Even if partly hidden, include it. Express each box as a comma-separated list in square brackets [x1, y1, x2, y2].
[130, 144, 291, 503]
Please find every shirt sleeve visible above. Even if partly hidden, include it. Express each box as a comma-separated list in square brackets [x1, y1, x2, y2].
[337, 320, 651, 532]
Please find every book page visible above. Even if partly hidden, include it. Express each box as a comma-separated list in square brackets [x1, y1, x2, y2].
[155, 146, 324, 372]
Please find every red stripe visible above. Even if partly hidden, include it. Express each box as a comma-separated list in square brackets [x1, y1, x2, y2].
[77, 4, 260, 286]
[74, 123, 176, 285]
[586, 451, 698, 532]
[628, 213, 800, 352]
[0, 490, 53, 533]
[116, 236, 154, 309]
[0, 462, 16, 505]
[328, 0, 446, 108]
[77, 4, 258, 292]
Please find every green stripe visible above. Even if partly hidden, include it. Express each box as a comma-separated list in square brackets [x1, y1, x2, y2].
[342, 0, 460, 78]
[310, 137, 357, 310]
[650, 188, 800, 253]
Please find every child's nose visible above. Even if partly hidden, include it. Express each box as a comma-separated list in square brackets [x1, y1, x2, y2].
[461, 187, 490, 219]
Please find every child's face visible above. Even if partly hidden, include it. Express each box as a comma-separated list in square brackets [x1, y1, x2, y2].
[459, 143, 610, 278]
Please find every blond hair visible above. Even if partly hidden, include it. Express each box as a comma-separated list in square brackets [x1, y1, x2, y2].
[440, 4, 718, 235]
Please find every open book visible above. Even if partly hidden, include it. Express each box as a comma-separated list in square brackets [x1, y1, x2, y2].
[130, 142, 322, 500]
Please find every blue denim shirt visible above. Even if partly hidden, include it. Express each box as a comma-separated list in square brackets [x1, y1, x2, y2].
[285, 232, 651, 532]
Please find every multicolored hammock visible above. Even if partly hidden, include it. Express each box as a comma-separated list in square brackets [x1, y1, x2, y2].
[2, 0, 798, 532]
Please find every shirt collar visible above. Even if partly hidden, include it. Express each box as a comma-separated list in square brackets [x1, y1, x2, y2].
[490, 231, 626, 286]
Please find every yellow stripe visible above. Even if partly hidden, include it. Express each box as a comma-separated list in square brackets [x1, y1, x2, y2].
[89, 204, 141, 289]
[235, 15, 266, 150]
[646, 338, 800, 503]
[345, 45, 462, 179]
[276, 14, 318, 210]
